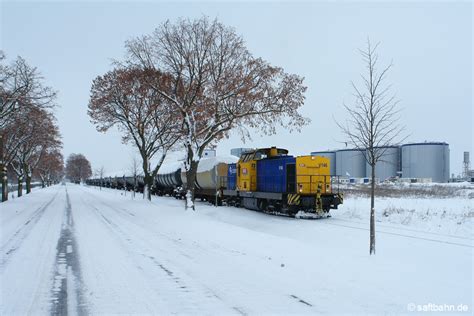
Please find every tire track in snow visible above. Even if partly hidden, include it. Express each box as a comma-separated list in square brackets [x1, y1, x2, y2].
[0, 191, 59, 269]
[50, 188, 88, 316]
[80, 195, 245, 314]
[85, 200, 192, 291]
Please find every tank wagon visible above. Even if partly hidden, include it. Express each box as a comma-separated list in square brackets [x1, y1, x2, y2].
[180, 158, 230, 201]
[154, 157, 235, 201]
[87, 175, 146, 192]
[401, 142, 450, 183]
[156, 169, 181, 195]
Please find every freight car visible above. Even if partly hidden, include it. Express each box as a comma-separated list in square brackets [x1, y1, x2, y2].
[155, 156, 236, 201]
[87, 175, 146, 192]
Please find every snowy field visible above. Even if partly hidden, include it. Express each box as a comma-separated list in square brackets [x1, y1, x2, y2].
[1, 183, 472, 315]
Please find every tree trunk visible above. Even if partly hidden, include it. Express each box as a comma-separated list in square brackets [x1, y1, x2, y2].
[133, 175, 137, 198]
[185, 160, 199, 211]
[1, 134, 7, 202]
[1, 165, 7, 202]
[143, 173, 153, 201]
[370, 163, 376, 255]
[18, 176, 23, 198]
[25, 165, 32, 194]
[141, 156, 153, 201]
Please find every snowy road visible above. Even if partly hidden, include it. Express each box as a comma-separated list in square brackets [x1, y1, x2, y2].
[1, 184, 472, 315]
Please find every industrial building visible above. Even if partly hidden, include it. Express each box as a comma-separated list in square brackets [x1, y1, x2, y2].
[203, 149, 216, 158]
[311, 141, 451, 183]
[365, 146, 400, 182]
[401, 142, 449, 183]
[335, 149, 366, 178]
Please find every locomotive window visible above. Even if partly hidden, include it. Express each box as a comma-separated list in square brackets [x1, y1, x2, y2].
[254, 152, 267, 160]
[244, 153, 255, 162]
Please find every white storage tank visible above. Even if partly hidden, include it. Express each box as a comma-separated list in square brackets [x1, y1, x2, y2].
[401, 142, 450, 183]
[365, 146, 400, 181]
[336, 149, 366, 178]
[311, 151, 336, 176]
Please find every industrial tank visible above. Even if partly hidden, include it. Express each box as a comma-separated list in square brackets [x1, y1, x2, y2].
[336, 149, 366, 178]
[401, 142, 450, 182]
[311, 151, 336, 176]
[365, 146, 400, 181]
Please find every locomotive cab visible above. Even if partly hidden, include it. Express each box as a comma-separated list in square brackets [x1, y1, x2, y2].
[236, 147, 288, 192]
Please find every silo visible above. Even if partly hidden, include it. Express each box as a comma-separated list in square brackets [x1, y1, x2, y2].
[401, 142, 450, 182]
[366, 146, 400, 181]
[311, 151, 336, 176]
[336, 149, 366, 178]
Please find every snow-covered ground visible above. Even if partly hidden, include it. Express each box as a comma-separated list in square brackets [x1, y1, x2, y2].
[1, 184, 472, 315]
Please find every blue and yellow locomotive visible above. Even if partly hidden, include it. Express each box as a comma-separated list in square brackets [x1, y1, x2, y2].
[222, 147, 343, 217]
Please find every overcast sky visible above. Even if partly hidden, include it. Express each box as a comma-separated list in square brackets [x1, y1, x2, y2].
[1, 1, 472, 176]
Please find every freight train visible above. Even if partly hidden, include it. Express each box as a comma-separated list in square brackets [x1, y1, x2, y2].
[86, 147, 343, 218]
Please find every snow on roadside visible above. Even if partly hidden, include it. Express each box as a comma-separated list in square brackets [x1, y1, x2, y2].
[339, 196, 473, 238]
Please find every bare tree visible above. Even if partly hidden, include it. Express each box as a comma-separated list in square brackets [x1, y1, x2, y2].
[88, 67, 182, 200]
[36, 150, 64, 187]
[9, 106, 61, 196]
[0, 56, 55, 127]
[129, 157, 139, 199]
[1, 111, 30, 199]
[95, 166, 105, 190]
[1, 54, 56, 201]
[338, 39, 404, 255]
[65, 154, 92, 183]
[125, 17, 308, 210]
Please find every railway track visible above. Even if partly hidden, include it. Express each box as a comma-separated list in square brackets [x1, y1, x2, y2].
[320, 218, 473, 248]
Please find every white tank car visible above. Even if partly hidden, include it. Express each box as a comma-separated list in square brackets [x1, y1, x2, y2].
[180, 156, 238, 190]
